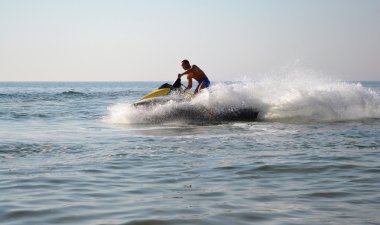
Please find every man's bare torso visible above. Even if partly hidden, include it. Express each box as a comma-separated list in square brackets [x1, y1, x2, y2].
[187, 65, 207, 82]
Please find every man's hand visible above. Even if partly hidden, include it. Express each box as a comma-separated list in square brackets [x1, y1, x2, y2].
[177, 74, 181, 79]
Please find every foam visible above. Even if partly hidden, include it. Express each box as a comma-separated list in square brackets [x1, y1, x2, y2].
[104, 68, 380, 124]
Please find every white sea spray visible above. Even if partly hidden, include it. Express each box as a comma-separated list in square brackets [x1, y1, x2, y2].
[105, 69, 380, 124]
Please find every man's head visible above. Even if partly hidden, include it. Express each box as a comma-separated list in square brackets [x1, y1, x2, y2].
[181, 59, 191, 70]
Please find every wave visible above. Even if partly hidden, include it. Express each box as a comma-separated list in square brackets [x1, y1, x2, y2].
[60, 90, 86, 96]
[104, 69, 380, 124]
[0, 90, 135, 102]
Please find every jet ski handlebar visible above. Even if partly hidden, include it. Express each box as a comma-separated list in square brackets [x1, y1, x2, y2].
[172, 78, 182, 89]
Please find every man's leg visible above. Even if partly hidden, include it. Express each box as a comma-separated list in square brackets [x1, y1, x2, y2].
[194, 82, 205, 94]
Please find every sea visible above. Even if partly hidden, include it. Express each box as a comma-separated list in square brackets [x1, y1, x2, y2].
[1, 72, 380, 225]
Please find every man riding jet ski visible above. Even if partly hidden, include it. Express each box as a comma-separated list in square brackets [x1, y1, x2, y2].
[134, 60, 210, 107]
[177, 59, 210, 95]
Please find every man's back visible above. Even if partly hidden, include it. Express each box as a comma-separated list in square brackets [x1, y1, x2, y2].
[188, 65, 207, 82]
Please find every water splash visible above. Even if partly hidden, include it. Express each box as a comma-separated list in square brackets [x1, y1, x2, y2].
[104, 68, 380, 124]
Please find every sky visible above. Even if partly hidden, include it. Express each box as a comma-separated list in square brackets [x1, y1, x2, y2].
[0, 0, 379, 81]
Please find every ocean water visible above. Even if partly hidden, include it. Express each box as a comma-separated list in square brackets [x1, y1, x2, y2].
[1, 73, 380, 225]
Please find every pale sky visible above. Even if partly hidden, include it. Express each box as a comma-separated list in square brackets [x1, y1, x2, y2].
[0, 0, 379, 81]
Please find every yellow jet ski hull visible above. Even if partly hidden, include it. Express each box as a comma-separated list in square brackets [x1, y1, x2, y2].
[142, 88, 171, 100]
[133, 78, 191, 107]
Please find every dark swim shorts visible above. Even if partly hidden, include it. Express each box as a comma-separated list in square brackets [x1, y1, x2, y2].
[196, 77, 210, 91]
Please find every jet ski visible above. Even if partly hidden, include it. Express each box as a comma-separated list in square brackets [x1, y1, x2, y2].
[133, 78, 260, 121]
[133, 78, 191, 107]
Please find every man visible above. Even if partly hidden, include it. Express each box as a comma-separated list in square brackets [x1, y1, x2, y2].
[177, 59, 210, 94]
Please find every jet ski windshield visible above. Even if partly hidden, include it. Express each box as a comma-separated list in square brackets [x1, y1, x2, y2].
[158, 83, 172, 89]
[172, 78, 182, 89]
[158, 78, 182, 90]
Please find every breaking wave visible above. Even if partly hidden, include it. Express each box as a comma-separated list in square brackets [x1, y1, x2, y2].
[104, 68, 380, 124]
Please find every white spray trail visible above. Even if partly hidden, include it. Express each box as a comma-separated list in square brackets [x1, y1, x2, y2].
[104, 68, 380, 124]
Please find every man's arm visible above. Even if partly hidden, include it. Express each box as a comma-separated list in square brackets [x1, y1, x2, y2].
[178, 65, 194, 78]
[185, 76, 192, 91]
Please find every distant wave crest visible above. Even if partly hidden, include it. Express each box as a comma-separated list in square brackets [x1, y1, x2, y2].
[61, 90, 86, 95]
